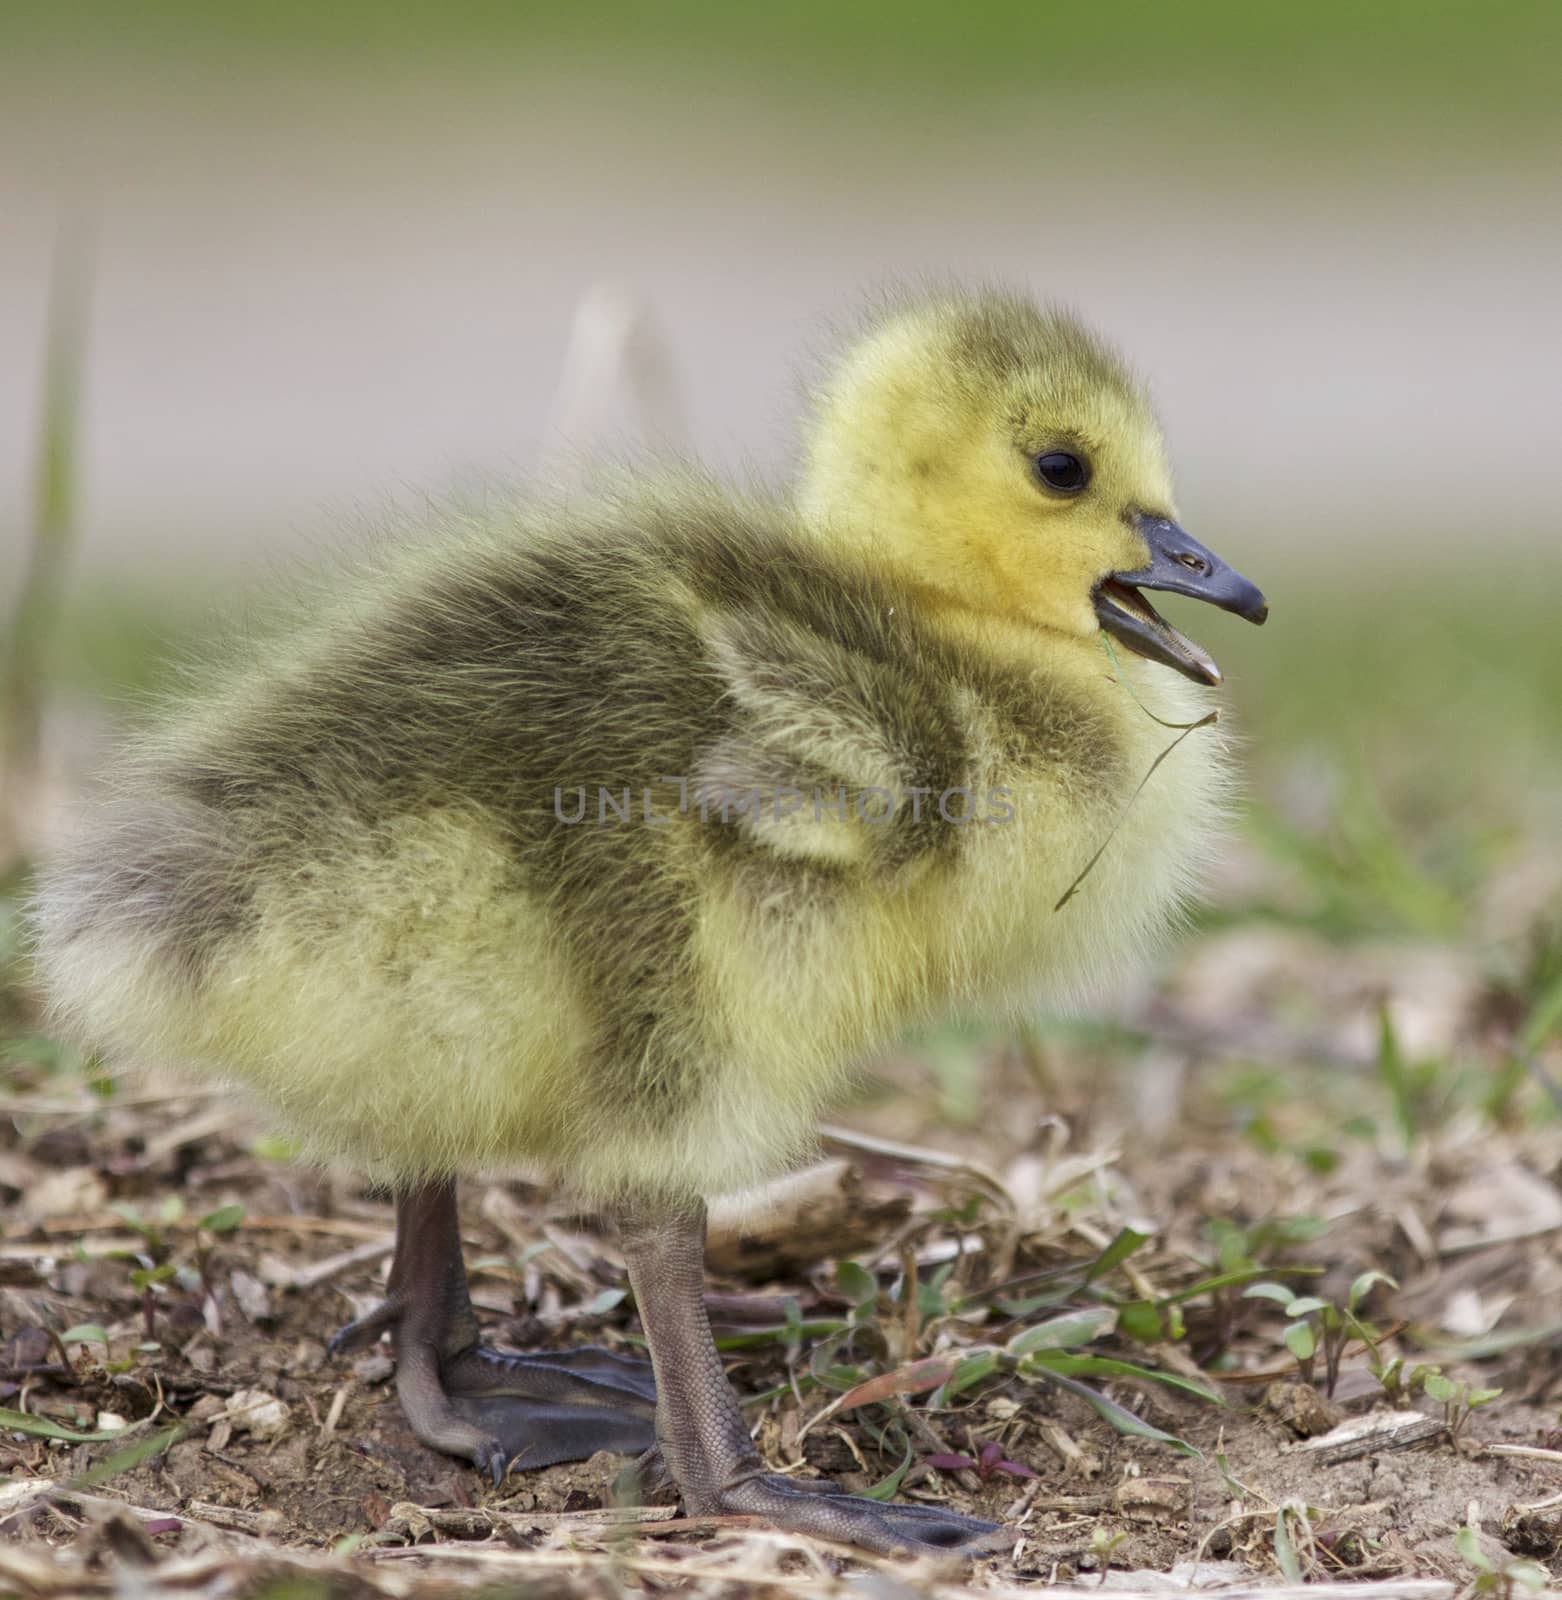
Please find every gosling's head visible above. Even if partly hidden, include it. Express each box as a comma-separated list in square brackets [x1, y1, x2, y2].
[799, 289, 1267, 683]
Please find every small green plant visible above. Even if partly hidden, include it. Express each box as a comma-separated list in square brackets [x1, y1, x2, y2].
[58, 1323, 111, 1362]
[250, 1133, 299, 1163]
[1273, 1498, 1320, 1583]
[1454, 1520, 1546, 1597]
[1366, 1347, 1409, 1401]
[1362, 1345, 1446, 1405]
[112, 1194, 184, 1339]
[127, 1262, 178, 1339]
[106, 1195, 247, 1339]
[1244, 1269, 1396, 1396]
[1373, 1009, 1461, 1150]
[192, 1202, 246, 1328]
[200, 1203, 245, 1235]
[1424, 1373, 1503, 1443]
[111, 1193, 185, 1257]
[1194, 1215, 1325, 1364]
[770, 1228, 1222, 1482]
[1088, 1522, 1129, 1572]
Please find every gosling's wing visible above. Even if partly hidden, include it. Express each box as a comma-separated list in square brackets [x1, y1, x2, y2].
[693, 607, 973, 871]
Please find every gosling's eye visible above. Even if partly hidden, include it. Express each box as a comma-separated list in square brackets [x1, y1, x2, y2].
[1034, 451, 1090, 494]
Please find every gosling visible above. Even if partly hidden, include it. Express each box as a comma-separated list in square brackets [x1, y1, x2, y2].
[31, 288, 1266, 1555]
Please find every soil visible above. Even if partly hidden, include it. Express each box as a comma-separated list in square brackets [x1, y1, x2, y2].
[2, 1003, 1562, 1600]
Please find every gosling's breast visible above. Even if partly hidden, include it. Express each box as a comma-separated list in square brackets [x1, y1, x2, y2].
[695, 655, 1227, 1062]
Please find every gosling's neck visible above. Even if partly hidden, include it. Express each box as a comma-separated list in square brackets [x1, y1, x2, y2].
[792, 501, 1102, 687]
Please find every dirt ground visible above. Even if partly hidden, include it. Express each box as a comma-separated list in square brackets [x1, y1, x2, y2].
[3, 893, 1562, 1598]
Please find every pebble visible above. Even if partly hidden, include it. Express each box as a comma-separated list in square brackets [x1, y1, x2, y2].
[226, 1388, 289, 1440]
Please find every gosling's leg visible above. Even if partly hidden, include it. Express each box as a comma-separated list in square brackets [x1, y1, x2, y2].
[616, 1198, 1005, 1557]
[329, 1179, 657, 1482]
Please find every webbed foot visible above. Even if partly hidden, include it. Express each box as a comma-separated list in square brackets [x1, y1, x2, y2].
[615, 1197, 1009, 1560]
[718, 1471, 1005, 1556]
[330, 1181, 657, 1481]
[392, 1333, 657, 1482]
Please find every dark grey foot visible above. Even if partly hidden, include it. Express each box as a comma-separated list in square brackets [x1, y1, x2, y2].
[389, 1338, 656, 1481]
[615, 1196, 1010, 1559]
[441, 1343, 658, 1474]
[328, 1181, 656, 1484]
[721, 1473, 1004, 1556]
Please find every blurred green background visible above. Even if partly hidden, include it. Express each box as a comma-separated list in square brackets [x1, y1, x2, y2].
[3, 0, 1560, 958]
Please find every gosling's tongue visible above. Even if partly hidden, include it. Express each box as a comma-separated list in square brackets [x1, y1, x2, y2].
[1093, 515, 1268, 687]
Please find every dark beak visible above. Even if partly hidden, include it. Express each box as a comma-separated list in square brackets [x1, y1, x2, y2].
[1093, 513, 1268, 686]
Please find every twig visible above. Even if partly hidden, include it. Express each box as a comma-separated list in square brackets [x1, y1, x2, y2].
[31, 1212, 395, 1240]
[139, 1106, 243, 1163]
[1479, 1443, 1562, 1467]
[818, 1125, 1012, 1208]
[183, 1500, 286, 1538]
[1291, 1410, 1444, 1465]
[284, 1236, 395, 1291]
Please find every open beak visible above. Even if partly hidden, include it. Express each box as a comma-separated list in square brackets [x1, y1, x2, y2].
[1093, 513, 1268, 686]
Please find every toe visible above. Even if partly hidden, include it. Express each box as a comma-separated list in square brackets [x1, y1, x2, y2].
[720, 1475, 1002, 1557]
[449, 1393, 658, 1469]
[820, 1490, 1003, 1543]
[327, 1292, 406, 1357]
[436, 1343, 658, 1469]
[876, 1505, 1007, 1554]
